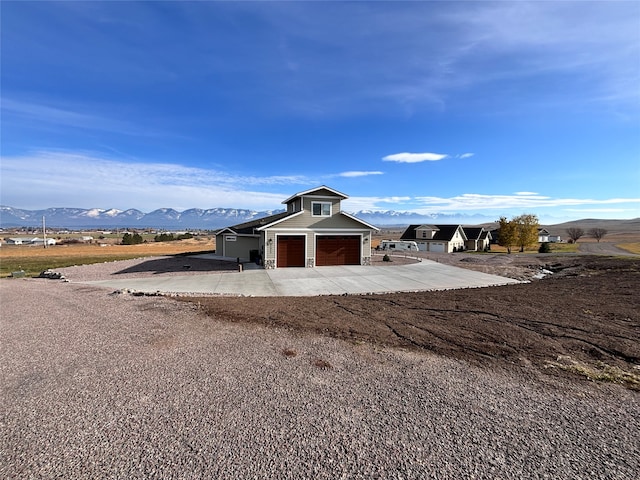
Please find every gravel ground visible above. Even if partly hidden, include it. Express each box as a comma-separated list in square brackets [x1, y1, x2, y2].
[1, 276, 638, 479]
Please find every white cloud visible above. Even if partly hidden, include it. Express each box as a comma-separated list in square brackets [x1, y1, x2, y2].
[565, 208, 631, 213]
[342, 196, 412, 212]
[0, 150, 307, 211]
[338, 171, 384, 178]
[248, 1, 640, 116]
[382, 152, 448, 163]
[342, 192, 640, 219]
[412, 193, 640, 212]
[458, 153, 474, 159]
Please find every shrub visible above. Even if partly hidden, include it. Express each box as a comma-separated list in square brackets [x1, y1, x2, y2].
[538, 242, 551, 253]
[122, 232, 143, 245]
[154, 233, 175, 242]
[383, 254, 391, 262]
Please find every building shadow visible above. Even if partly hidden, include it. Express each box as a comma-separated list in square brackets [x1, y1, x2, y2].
[114, 255, 238, 275]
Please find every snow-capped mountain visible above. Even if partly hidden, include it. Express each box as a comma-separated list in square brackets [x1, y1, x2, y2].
[0, 206, 285, 229]
[0, 205, 494, 230]
[353, 210, 494, 226]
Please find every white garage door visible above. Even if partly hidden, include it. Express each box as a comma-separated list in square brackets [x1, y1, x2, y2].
[429, 243, 445, 253]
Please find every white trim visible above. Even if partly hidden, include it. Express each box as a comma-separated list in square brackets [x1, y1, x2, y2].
[338, 211, 380, 231]
[311, 201, 332, 217]
[256, 211, 304, 231]
[264, 227, 371, 232]
[215, 227, 237, 235]
[222, 233, 259, 238]
[281, 185, 348, 204]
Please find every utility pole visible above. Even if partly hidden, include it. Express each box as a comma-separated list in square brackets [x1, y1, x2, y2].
[43, 215, 47, 249]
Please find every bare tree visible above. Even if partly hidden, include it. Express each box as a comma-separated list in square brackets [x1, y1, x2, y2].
[566, 227, 584, 243]
[588, 228, 608, 243]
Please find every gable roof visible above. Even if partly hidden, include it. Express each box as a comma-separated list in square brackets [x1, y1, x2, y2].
[463, 227, 484, 240]
[401, 224, 467, 242]
[281, 185, 348, 204]
[217, 211, 294, 235]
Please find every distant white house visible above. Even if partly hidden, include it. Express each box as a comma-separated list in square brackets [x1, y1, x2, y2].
[6, 237, 56, 246]
[31, 238, 57, 246]
[400, 224, 468, 253]
[6, 237, 33, 245]
[538, 229, 561, 243]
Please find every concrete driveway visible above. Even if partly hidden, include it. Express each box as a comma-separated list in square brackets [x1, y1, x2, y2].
[84, 259, 521, 296]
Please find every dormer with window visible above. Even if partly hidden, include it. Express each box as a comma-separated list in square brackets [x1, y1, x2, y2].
[282, 185, 347, 220]
[415, 225, 439, 240]
[311, 201, 332, 217]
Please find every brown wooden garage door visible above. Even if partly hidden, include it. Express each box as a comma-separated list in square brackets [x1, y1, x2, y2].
[277, 235, 306, 267]
[316, 235, 360, 266]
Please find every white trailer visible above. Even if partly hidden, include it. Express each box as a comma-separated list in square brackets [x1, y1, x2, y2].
[379, 240, 419, 252]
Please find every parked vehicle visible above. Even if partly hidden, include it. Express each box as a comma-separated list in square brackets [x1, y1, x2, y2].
[379, 240, 419, 251]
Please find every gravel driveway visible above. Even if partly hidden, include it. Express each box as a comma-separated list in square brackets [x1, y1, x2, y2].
[2, 276, 638, 479]
[578, 241, 637, 255]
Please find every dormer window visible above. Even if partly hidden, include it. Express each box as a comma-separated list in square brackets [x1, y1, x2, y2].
[312, 201, 332, 217]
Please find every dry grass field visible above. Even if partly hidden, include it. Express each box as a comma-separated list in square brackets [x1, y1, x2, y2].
[0, 238, 216, 277]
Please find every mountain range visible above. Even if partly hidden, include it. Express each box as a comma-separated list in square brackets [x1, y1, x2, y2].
[0, 206, 494, 230]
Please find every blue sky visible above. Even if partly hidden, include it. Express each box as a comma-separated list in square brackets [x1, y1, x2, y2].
[1, 1, 639, 223]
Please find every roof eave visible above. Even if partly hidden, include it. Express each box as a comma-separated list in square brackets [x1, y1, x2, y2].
[281, 185, 349, 204]
[256, 210, 304, 230]
[338, 211, 380, 231]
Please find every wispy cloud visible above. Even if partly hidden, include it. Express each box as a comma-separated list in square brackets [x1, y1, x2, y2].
[248, 1, 640, 116]
[342, 196, 413, 212]
[1, 98, 165, 138]
[383, 152, 448, 163]
[342, 192, 640, 219]
[565, 208, 632, 214]
[338, 171, 384, 178]
[413, 193, 640, 213]
[0, 151, 311, 211]
[458, 153, 474, 159]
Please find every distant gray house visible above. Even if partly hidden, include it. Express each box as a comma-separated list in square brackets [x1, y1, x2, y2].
[400, 224, 468, 252]
[215, 186, 379, 268]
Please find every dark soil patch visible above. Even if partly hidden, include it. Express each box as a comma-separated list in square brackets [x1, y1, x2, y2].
[179, 256, 639, 389]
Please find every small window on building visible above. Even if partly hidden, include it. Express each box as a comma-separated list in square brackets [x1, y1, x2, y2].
[312, 202, 331, 216]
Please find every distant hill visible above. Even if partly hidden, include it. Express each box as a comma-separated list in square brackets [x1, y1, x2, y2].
[470, 218, 640, 237]
[542, 218, 640, 235]
[0, 205, 495, 230]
